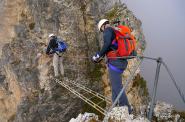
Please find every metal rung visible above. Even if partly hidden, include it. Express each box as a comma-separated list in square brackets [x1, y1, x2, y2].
[54, 79, 106, 115]
[66, 80, 111, 103]
[97, 100, 106, 105]
[87, 95, 97, 100]
[72, 86, 83, 92]
[81, 91, 89, 96]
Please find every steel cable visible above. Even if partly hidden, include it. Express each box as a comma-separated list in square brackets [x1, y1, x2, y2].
[162, 61, 185, 105]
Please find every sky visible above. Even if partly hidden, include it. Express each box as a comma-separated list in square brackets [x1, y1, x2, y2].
[122, 0, 185, 110]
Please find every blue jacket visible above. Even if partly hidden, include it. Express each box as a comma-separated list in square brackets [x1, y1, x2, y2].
[99, 27, 128, 71]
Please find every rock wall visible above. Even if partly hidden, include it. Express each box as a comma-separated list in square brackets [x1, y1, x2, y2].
[0, 0, 25, 55]
[0, 0, 147, 122]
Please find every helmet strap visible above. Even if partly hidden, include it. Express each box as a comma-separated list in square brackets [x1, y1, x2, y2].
[101, 24, 106, 32]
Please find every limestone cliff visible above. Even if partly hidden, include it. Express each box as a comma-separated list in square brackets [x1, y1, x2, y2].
[0, 0, 148, 122]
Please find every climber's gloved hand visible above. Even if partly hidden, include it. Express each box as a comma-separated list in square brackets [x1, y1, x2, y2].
[92, 53, 101, 63]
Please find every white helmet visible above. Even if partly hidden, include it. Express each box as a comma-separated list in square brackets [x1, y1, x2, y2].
[98, 19, 109, 31]
[48, 33, 55, 38]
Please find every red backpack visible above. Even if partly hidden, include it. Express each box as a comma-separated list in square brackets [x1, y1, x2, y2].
[107, 25, 136, 59]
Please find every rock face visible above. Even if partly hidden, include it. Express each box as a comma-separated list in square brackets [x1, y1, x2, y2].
[70, 107, 150, 122]
[71, 103, 185, 122]
[107, 107, 149, 122]
[69, 113, 99, 122]
[154, 101, 175, 120]
[0, 0, 148, 122]
[0, 0, 24, 55]
[153, 101, 185, 122]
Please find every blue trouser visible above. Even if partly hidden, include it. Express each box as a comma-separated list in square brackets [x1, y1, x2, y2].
[108, 66, 131, 113]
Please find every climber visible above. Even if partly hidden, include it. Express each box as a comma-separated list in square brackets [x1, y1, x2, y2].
[46, 33, 67, 78]
[92, 19, 132, 113]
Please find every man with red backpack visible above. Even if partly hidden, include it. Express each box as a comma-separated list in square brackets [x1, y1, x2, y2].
[92, 19, 134, 114]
